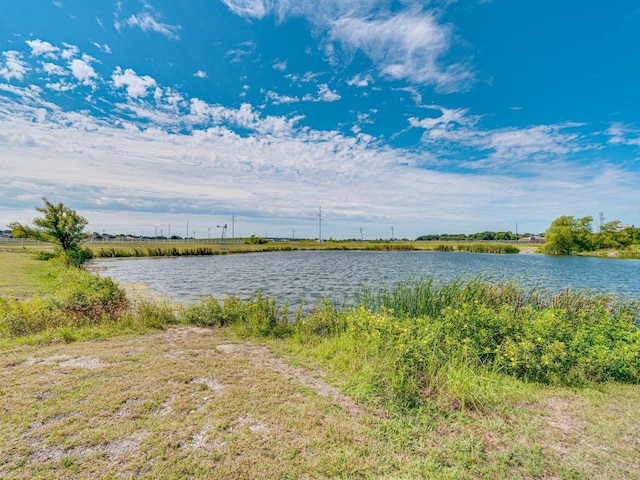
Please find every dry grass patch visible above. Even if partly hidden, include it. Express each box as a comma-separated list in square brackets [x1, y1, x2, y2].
[1, 325, 640, 479]
[0, 326, 382, 479]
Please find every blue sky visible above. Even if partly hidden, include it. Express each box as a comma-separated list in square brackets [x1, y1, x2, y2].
[1, 1, 640, 239]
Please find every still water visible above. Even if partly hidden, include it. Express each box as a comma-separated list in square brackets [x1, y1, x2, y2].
[93, 250, 640, 306]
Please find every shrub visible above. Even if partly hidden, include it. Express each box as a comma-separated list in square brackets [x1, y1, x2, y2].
[289, 277, 640, 409]
[0, 267, 129, 338]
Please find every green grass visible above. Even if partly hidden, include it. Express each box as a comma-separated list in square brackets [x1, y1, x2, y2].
[2, 250, 640, 478]
[84, 239, 531, 258]
[0, 251, 60, 298]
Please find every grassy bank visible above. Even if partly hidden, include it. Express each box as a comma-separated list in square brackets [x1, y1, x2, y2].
[1, 251, 640, 478]
[83, 239, 527, 258]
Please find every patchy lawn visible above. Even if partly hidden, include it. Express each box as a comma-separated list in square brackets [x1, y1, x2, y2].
[1, 325, 639, 479]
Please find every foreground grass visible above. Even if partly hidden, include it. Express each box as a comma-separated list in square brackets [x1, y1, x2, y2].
[2, 325, 639, 479]
[1, 251, 640, 478]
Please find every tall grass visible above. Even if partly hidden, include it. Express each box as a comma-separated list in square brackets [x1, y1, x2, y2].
[179, 292, 294, 338]
[434, 243, 519, 253]
[288, 277, 640, 409]
[95, 246, 230, 258]
[456, 243, 520, 254]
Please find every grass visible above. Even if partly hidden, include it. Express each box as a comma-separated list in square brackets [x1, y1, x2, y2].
[1, 249, 640, 478]
[83, 238, 531, 258]
[0, 250, 59, 298]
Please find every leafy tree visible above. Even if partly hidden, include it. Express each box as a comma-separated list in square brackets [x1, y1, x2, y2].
[544, 215, 594, 255]
[9, 197, 91, 265]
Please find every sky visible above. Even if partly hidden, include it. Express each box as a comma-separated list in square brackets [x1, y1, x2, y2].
[1, 1, 640, 240]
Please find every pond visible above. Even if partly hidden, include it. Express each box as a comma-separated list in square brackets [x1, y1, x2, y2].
[93, 250, 640, 306]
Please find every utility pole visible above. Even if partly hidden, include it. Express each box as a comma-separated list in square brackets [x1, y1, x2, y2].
[232, 213, 235, 240]
[391, 226, 394, 241]
[318, 206, 322, 243]
[360, 227, 363, 242]
[292, 228, 295, 240]
[168, 224, 171, 241]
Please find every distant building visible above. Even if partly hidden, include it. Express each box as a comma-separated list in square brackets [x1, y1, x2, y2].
[615, 223, 634, 232]
[517, 235, 545, 244]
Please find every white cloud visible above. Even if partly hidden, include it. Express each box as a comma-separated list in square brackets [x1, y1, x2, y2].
[327, 10, 470, 91]
[272, 59, 287, 71]
[219, 0, 271, 19]
[1, 89, 638, 236]
[409, 106, 588, 168]
[409, 106, 473, 130]
[93, 42, 112, 54]
[606, 122, 640, 147]
[69, 58, 98, 86]
[221, 0, 473, 91]
[42, 62, 66, 75]
[485, 125, 578, 160]
[226, 41, 257, 63]
[26, 39, 59, 58]
[61, 43, 79, 60]
[114, 3, 181, 40]
[112, 67, 157, 98]
[347, 73, 373, 87]
[265, 90, 299, 104]
[0, 51, 28, 81]
[193, 70, 207, 78]
[303, 84, 341, 102]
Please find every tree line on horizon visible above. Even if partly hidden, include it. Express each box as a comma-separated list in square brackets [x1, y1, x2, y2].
[416, 231, 535, 242]
[8, 199, 640, 262]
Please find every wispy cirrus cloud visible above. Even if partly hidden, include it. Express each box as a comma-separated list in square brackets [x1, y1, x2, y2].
[219, 0, 271, 20]
[409, 105, 588, 168]
[114, 2, 181, 40]
[606, 122, 640, 147]
[326, 9, 471, 92]
[219, 0, 473, 92]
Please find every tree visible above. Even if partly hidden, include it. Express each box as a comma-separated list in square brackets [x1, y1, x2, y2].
[544, 215, 594, 255]
[9, 197, 90, 264]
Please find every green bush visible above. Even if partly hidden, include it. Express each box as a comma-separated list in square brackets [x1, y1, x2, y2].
[287, 278, 640, 409]
[0, 267, 129, 338]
